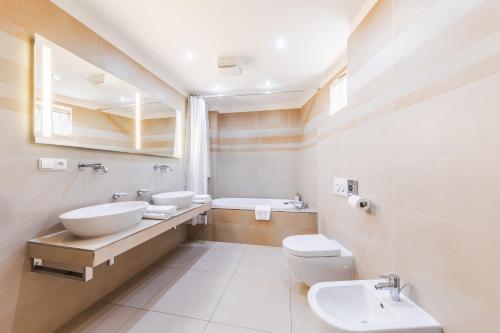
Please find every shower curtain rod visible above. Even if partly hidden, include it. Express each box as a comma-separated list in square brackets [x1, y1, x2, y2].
[195, 87, 320, 99]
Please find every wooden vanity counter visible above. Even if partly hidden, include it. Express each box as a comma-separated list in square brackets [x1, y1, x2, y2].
[27, 203, 211, 281]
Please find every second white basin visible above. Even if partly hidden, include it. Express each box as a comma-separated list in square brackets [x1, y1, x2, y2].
[152, 191, 195, 208]
[60, 201, 148, 238]
[308, 280, 442, 333]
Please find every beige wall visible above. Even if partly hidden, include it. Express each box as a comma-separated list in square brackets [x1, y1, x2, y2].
[0, 1, 188, 332]
[299, 1, 500, 332]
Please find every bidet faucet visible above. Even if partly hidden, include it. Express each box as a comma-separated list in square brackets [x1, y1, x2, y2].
[78, 162, 109, 174]
[375, 274, 407, 302]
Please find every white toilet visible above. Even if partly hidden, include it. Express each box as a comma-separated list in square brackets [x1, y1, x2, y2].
[283, 234, 353, 286]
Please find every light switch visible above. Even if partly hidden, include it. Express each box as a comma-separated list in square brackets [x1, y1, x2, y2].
[333, 177, 348, 196]
[39, 158, 67, 171]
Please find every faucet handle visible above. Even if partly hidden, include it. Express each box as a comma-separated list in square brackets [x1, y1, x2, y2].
[380, 274, 400, 284]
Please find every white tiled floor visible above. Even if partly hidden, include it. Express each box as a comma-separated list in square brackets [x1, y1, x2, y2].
[57, 241, 331, 333]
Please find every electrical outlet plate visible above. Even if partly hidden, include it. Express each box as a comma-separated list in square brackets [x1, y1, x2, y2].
[39, 158, 67, 171]
[333, 177, 358, 197]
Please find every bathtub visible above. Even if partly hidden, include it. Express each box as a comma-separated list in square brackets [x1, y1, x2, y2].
[212, 197, 316, 213]
[197, 197, 317, 246]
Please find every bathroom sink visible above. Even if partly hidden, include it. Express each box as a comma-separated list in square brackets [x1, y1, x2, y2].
[308, 280, 442, 333]
[60, 201, 148, 238]
[152, 191, 195, 209]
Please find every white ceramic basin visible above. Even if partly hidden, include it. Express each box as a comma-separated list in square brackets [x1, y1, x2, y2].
[152, 191, 195, 209]
[308, 280, 442, 333]
[60, 201, 148, 238]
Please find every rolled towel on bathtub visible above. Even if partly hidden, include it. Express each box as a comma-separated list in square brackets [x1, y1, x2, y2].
[255, 205, 271, 221]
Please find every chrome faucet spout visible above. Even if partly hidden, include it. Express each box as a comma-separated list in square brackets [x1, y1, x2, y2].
[78, 162, 109, 174]
[375, 274, 405, 302]
[154, 164, 173, 174]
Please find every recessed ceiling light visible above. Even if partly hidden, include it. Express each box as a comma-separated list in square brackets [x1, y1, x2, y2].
[265, 80, 271, 87]
[119, 96, 127, 102]
[53, 74, 61, 81]
[275, 37, 287, 50]
[186, 51, 194, 60]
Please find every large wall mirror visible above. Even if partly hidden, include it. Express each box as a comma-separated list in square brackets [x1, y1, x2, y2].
[34, 35, 184, 157]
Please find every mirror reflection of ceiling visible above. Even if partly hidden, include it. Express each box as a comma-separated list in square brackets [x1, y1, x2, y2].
[40, 37, 176, 119]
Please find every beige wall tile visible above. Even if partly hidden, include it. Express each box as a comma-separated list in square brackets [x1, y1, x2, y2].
[0, 1, 188, 332]
[294, 2, 500, 333]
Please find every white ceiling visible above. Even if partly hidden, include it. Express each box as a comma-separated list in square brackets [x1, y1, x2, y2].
[52, 0, 368, 112]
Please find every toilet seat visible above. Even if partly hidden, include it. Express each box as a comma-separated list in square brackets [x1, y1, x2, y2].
[283, 234, 341, 258]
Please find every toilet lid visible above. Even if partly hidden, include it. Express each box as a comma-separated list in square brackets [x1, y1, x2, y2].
[282, 234, 341, 257]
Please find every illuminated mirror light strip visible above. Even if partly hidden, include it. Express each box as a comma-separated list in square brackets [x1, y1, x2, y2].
[173, 109, 183, 158]
[135, 92, 141, 150]
[42, 45, 53, 137]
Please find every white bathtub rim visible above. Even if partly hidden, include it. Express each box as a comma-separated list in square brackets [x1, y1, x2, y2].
[212, 197, 317, 213]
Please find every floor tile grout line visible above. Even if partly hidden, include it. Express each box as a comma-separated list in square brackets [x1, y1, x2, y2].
[97, 242, 294, 333]
[103, 301, 211, 327]
[234, 272, 291, 282]
[209, 320, 275, 333]
[104, 241, 249, 331]
[206, 243, 249, 325]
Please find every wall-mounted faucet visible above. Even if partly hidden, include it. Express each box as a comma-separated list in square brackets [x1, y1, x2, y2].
[154, 164, 173, 174]
[78, 162, 109, 174]
[112, 192, 127, 200]
[375, 274, 407, 302]
[137, 189, 150, 198]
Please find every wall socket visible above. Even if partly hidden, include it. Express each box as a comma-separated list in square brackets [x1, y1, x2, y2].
[333, 177, 358, 197]
[38, 158, 67, 171]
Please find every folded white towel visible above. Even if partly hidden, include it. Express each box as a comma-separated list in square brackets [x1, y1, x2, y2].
[193, 199, 211, 204]
[255, 205, 271, 221]
[143, 212, 172, 220]
[194, 194, 211, 200]
[192, 214, 208, 226]
[192, 195, 211, 204]
[146, 204, 177, 214]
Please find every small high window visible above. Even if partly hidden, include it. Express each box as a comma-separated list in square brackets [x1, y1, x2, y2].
[329, 73, 347, 116]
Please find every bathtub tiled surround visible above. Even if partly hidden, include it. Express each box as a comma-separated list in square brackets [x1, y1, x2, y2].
[58, 241, 332, 333]
[189, 208, 317, 246]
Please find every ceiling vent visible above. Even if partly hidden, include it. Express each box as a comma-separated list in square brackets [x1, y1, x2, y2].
[89, 73, 120, 91]
[217, 56, 242, 76]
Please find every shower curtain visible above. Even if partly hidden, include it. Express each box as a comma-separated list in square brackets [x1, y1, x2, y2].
[186, 96, 210, 194]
